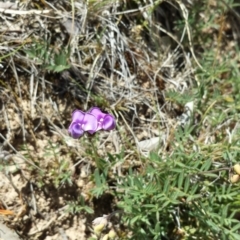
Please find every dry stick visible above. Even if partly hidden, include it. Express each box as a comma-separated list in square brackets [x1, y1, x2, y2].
[188, 167, 231, 186]
[2, 104, 12, 148]
[3, 172, 21, 196]
[0, 133, 42, 171]
[0, 8, 53, 15]
[0, 7, 64, 20]
[118, 111, 140, 151]
[85, 51, 103, 110]
[176, 0, 204, 71]
[28, 215, 58, 236]
[219, 0, 240, 21]
[106, 210, 124, 221]
[138, 0, 200, 89]
[70, 0, 75, 40]
[10, 57, 26, 143]
[29, 182, 37, 215]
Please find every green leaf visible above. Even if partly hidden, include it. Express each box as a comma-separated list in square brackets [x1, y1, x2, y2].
[230, 222, 240, 232]
[184, 176, 190, 192]
[201, 159, 212, 171]
[178, 172, 184, 189]
[186, 194, 202, 202]
[46, 64, 70, 73]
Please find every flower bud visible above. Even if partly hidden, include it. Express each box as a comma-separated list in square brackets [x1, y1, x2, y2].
[92, 215, 108, 226]
[230, 174, 240, 183]
[102, 234, 109, 240]
[93, 223, 105, 235]
[234, 164, 240, 175]
[176, 227, 185, 236]
[92, 215, 108, 236]
[108, 229, 117, 239]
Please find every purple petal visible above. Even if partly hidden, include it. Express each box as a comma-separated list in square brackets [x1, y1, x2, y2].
[82, 113, 98, 132]
[88, 129, 97, 134]
[68, 122, 84, 138]
[71, 110, 85, 122]
[88, 107, 106, 121]
[102, 114, 116, 131]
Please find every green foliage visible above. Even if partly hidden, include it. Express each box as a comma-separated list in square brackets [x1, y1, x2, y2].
[46, 47, 71, 72]
[42, 141, 73, 187]
[49, 158, 73, 187]
[86, 121, 240, 239]
[165, 89, 195, 105]
[91, 168, 109, 198]
[112, 144, 240, 239]
[67, 195, 94, 215]
[25, 40, 70, 73]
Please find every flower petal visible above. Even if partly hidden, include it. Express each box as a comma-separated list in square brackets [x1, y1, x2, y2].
[71, 110, 85, 122]
[88, 129, 96, 134]
[82, 113, 98, 132]
[68, 122, 84, 138]
[102, 114, 116, 130]
[88, 107, 106, 121]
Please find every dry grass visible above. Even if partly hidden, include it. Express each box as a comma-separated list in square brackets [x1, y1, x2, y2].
[1, 0, 240, 239]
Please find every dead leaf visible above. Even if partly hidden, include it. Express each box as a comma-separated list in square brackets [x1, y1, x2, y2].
[138, 137, 161, 152]
[0, 209, 14, 216]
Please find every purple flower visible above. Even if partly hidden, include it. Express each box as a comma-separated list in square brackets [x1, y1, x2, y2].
[88, 107, 116, 131]
[68, 110, 98, 138]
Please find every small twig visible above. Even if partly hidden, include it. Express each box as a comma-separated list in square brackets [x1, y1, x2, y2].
[10, 57, 26, 143]
[0, 198, 9, 209]
[176, 0, 204, 71]
[219, 0, 240, 21]
[0, 133, 43, 171]
[29, 182, 37, 215]
[28, 215, 58, 236]
[0, 8, 53, 15]
[106, 210, 124, 221]
[4, 172, 21, 196]
[200, 167, 231, 175]
[118, 111, 139, 150]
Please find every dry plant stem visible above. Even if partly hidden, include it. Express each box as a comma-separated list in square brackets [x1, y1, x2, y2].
[118, 111, 138, 149]
[176, 0, 203, 70]
[29, 182, 37, 215]
[28, 213, 67, 236]
[0, 42, 27, 63]
[106, 210, 124, 221]
[0, 198, 8, 209]
[35, 104, 65, 134]
[88, 137, 101, 169]
[171, 208, 181, 229]
[219, 0, 240, 21]
[4, 172, 20, 196]
[0, 8, 53, 15]
[200, 101, 217, 126]
[2, 104, 12, 147]
[200, 167, 231, 174]
[70, 0, 75, 40]
[0, 133, 42, 171]
[10, 57, 27, 143]
[28, 215, 58, 236]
